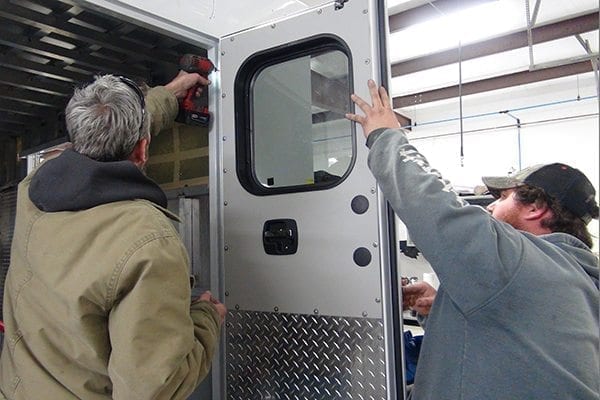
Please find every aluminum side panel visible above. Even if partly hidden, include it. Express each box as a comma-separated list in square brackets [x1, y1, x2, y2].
[220, 0, 382, 319]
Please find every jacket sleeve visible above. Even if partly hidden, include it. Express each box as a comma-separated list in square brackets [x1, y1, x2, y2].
[146, 86, 178, 136]
[368, 129, 525, 314]
[107, 232, 220, 400]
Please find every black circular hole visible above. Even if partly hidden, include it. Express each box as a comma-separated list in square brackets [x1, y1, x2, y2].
[351, 195, 369, 214]
[353, 247, 372, 267]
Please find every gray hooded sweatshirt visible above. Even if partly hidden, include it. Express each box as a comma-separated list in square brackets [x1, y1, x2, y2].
[367, 128, 599, 400]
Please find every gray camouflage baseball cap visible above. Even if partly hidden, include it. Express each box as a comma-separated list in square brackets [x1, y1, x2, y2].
[482, 163, 598, 223]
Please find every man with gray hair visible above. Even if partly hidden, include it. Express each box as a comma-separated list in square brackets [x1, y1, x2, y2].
[0, 72, 226, 399]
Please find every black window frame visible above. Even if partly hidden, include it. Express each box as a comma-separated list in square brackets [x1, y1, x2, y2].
[234, 34, 356, 196]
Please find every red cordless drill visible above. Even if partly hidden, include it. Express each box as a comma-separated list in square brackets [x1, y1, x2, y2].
[176, 54, 216, 126]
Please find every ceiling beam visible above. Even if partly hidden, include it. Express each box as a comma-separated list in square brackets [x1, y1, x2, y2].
[0, 0, 178, 67]
[394, 111, 411, 127]
[35, 0, 74, 9]
[311, 72, 350, 116]
[0, 67, 73, 96]
[391, 12, 599, 77]
[0, 84, 65, 108]
[0, 50, 92, 83]
[0, 98, 56, 117]
[0, 31, 151, 79]
[0, 111, 36, 125]
[393, 61, 594, 108]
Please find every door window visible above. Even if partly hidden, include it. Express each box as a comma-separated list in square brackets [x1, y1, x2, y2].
[235, 36, 355, 195]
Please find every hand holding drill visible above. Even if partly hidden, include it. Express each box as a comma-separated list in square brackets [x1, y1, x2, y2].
[165, 70, 210, 99]
[173, 54, 216, 126]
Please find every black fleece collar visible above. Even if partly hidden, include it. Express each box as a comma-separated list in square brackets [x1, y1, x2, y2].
[29, 149, 167, 212]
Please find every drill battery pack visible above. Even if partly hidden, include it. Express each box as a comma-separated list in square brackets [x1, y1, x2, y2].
[176, 103, 210, 127]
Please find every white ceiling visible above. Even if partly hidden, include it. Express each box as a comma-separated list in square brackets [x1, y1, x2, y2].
[389, 0, 599, 64]
[391, 29, 598, 96]
[388, 0, 599, 114]
[83, 0, 334, 40]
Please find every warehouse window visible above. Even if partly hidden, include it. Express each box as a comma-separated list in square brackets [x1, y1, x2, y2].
[235, 36, 355, 195]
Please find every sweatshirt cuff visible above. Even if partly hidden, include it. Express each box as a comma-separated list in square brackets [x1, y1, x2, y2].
[365, 128, 388, 148]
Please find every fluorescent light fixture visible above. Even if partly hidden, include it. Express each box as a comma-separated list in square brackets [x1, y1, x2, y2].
[390, 1, 521, 62]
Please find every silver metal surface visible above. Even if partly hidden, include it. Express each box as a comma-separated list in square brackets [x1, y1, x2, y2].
[218, 1, 398, 398]
[226, 310, 386, 400]
[220, 0, 383, 320]
[178, 196, 212, 297]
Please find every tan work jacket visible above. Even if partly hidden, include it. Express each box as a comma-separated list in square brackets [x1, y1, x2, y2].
[0, 87, 221, 399]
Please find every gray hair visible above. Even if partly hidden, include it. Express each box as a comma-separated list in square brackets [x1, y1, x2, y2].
[65, 74, 150, 161]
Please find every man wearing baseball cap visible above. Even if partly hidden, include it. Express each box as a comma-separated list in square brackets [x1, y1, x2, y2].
[346, 80, 599, 399]
[483, 163, 599, 247]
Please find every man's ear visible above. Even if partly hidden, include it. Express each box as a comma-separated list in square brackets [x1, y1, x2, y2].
[523, 201, 551, 221]
[128, 137, 150, 168]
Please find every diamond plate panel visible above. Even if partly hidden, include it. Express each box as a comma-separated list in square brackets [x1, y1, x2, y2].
[226, 311, 386, 400]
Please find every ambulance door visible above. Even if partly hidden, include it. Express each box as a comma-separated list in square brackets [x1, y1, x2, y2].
[217, 1, 403, 398]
